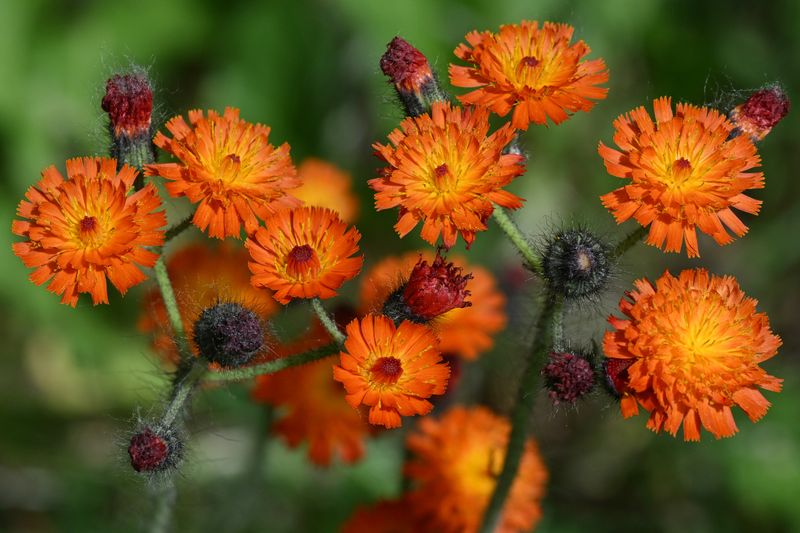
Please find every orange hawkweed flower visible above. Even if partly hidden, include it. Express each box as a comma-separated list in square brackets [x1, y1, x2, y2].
[145, 107, 300, 239]
[599, 97, 765, 257]
[405, 406, 547, 533]
[252, 333, 368, 466]
[246, 206, 363, 304]
[293, 158, 359, 223]
[360, 251, 506, 360]
[371, 102, 525, 248]
[342, 498, 422, 533]
[333, 315, 450, 428]
[138, 242, 279, 366]
[12, 157, 165, 307]
[449, 21, 608, 130]
[603, 269, 782, 441]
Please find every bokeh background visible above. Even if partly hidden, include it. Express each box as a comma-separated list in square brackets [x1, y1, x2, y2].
[1, 0, 798, 531]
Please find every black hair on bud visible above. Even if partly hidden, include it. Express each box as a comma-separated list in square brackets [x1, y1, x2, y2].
[541, 228, 611, 299]
[193, 302, 265, 367]
[128, 426, 183, 474]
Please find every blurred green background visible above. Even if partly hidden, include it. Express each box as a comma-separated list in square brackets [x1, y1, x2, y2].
[1, 0, 798, 531]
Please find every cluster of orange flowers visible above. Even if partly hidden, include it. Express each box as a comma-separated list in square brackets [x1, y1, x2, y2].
[9, 15, 788, 533]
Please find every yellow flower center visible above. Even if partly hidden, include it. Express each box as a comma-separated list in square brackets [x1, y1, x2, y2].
[457, 444, 504, 497]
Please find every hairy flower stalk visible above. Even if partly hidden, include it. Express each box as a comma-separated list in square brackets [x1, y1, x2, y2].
[479, 293, 561, 533]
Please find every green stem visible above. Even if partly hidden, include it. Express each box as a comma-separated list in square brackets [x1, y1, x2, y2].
[152, 257, 191, 360]
[205, 343, 340, 382]
[161, 361, 206, 428]
[491, 207, 542, 275]
[164, 214, 194, 243]
[311, 298, 346, 345]
[612, 225, 648, 259]
[149, 479, 176, 533]
[478, 293, 561, 533]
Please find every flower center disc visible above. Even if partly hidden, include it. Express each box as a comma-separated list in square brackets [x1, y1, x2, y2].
[286, 244, 321, 279]
[371, 356, 404, 384]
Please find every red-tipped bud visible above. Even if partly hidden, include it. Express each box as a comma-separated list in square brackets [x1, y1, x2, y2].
[101, 70, 156, 174]
[383, 252, 473, 324]
[730, 85, 790, 141]
[128, 427, 181, 473]
[102, 73, 153, 138]
[380, 37, 447, 117]
[602, 357, 635, 398]
[543, 351, 595, 405]
[381, 37, 434, 92]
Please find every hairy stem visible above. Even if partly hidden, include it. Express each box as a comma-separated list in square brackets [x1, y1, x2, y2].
[491, 207, 542, 275]
[164, 214, 194, 243]
[478, 293, 561, 533]
[152, 257, 191, 360]
[205, 343, 340, 382]
[149, 479, 176, 533]
[311, 298, 346, 345]
[612, 225, 648, 259]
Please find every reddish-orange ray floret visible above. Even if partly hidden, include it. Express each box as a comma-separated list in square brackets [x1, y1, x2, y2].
[599, 97, 765, 257]
[12, 157, 165, 306]
[603, 269, 782, 441]
[450, 21, 608, 130]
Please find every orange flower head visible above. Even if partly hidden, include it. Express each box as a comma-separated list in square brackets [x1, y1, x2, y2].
[405, 406, 548, 533]
[599, 97, 765, 257]
[361, 251, 506, 360]
[12, 157, 166, 307]
[145, 107, 300, 239]
[449, 21, 609, 130]
[246, 206, 363, 304]
[342, 498, 422, 533]
[252, 332, 369, 466]
[603, 268, 782, 441]
[333, 315, 450, 428]
[371, 101, 525, 249]
[294, 158, 359, 223]
[138, 242, 279, 366]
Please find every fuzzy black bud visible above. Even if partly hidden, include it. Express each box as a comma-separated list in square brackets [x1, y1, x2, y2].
[542, 229, 611, 299]
[193, 302, 264, 367]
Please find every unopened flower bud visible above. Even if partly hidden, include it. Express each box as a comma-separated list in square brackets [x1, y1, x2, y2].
[383, 251, 472, 324]
[543, 351, 595, 404]
[128, 427, 182, 473]
[542, 229, 611, 299]
[602, 357, 635, 399]
[380, 37, 448, 117]
[101, 71, 156, 173]
[729, 85, 790, 141]
[193, 302, 265, 367]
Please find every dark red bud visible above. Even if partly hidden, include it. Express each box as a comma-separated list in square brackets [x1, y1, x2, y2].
[128, 428, 169, 473]
[543, 352, 595, 404]
[730, 85, 790, 141]
[402, 252, 472, 321]
[102, 73, 153, 137]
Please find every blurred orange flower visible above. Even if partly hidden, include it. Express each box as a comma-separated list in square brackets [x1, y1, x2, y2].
[294, 158, 359, 223]
[12, 157, 165, 307]
[251, 332, 368, 466]
[138, 242, 279, 365]
[599, 97, 764, 257]
[246, 206, 363, 304]
[371, 102, 525, 248]
[145, 107, 300, 239]
[405, 406, 547, 533]
[450, 21, 608, 130]
[333, 315, 450, 428]
[341, 498, 422, 533]
[603, 269, 782, 441]
[360, 251, 506, 360]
